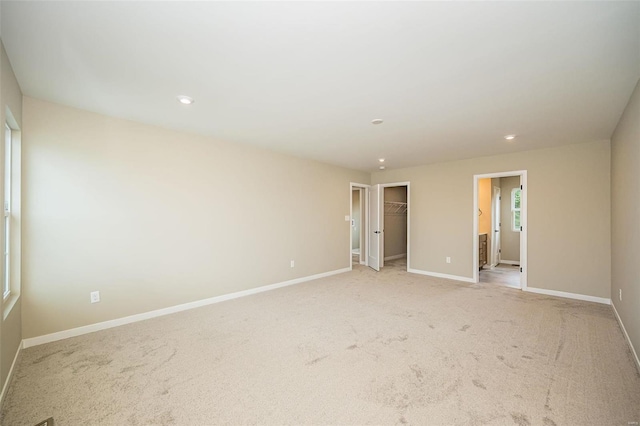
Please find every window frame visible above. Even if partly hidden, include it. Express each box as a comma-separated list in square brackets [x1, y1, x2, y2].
[511, 187, 521, 232]
[3, 123, 11, 299]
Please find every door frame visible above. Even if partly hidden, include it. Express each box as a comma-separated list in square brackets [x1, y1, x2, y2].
[473, 171, 527, 289]
[350, 182, 370, 270]
[380, 182, 411, 271]
[491, 185, 501, 267]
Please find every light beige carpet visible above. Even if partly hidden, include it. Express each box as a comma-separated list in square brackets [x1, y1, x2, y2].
[2, 259, 639, 425]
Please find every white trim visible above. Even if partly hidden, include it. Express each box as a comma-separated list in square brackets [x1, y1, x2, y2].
[524, 286, 611, 305]
[498, 259, 520, 265]
[384, 253, 406, 261]
[408, 268, 475, 283]
[368, 184, 382, 271]
[4, 107, 19, 131]
[520, 172, 527, 290]
[611, 302, 640, 374]
[23, 267, 350, 349]
[473, 171, 527, 290]
[0, 340, 22, 407]
[501, 283, 522, 290]
[3, 111, 21, 320]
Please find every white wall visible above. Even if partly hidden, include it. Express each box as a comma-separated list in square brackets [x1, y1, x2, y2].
[22, 97, 369, 339]
[372, 140, 611, 299]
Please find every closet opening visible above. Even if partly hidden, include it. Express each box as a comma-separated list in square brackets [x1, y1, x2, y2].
[381, 184, 408, 270]
[366, 182, 410, 272]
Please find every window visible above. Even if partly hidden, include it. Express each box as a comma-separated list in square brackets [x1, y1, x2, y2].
[3, 123, 11, 299]
[511, 187, 521, 232]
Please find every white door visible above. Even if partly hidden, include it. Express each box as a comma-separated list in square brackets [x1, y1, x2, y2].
[492, 186, 501, 266]
[368, 184, 383, 271]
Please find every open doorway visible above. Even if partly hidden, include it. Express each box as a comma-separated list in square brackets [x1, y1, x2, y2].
[474, 171, 527, 290]
[350, 182, 369, 269]
[382, 185, 408, 269]
[351, 187, 365, 265]
[366, 182, 410, 272]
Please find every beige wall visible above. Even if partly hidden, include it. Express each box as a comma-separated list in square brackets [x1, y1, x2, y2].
[383, 186, 407, 259]
[0, 41, 23, 391]
[500, 176, 521, 262]
[372, 140, 611, 298]
[351, 190, 360, 250]
[490, 178, 500, 265]
[22, 97, 369, 339]
[478, 178, 492, 263]
[611, 78, 640, 360]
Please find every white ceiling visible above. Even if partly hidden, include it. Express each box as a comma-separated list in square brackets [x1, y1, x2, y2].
[1, 1, 639, 171]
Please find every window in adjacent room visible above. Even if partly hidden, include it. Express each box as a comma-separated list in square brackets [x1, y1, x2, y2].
[511, 187, 521, 232]
[3, 123, 11, 299]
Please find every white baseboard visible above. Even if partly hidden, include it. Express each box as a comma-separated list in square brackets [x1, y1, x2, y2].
[351, 249, 360, 254]
[384, 253, 406, 261]
[23, 267, 351, 349]
[0, 340, 22, 407]
[524, 287, 611, 305]
[503, 284, 522, 290]
[611, 302, 640, 374]
[408, 268, 475, 283]
[499, 259, 520, 265]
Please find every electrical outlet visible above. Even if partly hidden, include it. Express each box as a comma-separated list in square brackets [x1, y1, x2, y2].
[290, 260, 295, 268]
[90, 291, 100, 304]
[446, 257, 451, 264]
[619, 289, 622, 301]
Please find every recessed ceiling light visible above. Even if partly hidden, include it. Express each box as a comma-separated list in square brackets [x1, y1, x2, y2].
[379, 166, 386, 170]
[504, 134, 516, 140]
[371, 119, 384, 125]
[379, 158, 385, 163]
[177, 95, 194, 105]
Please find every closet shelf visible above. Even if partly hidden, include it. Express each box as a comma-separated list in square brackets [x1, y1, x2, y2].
[384, 201, 408, 215]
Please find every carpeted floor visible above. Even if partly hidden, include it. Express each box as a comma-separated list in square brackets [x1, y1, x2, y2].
[2, 259, 639, 425]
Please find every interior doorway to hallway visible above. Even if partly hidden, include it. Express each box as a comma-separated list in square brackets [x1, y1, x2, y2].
[351, 186, 366, 265]
[350, 183, 369, 269]
[473, 171, 527, 290]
